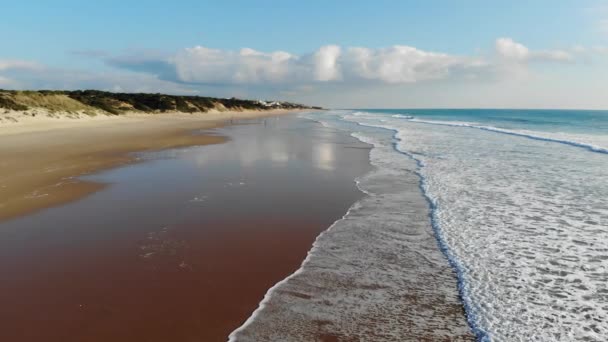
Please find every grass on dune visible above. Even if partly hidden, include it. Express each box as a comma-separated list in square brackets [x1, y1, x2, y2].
[0, 89, 317, 115]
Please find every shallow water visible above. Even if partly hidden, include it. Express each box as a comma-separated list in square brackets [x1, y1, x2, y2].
[336, 109, 608, 341]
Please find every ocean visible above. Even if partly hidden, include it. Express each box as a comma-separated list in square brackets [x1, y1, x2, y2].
[297, 109, 608, 341]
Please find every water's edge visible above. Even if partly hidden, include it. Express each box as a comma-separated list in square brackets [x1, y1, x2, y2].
[227, 116, 372, 341]
[229, 112, 474, 341]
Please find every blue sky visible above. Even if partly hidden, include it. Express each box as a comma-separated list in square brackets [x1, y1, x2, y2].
[1, 0, 607, 108]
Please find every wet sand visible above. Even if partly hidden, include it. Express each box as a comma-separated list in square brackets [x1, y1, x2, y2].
[0, 110, 295, 222]
[0, 115, 372, 341]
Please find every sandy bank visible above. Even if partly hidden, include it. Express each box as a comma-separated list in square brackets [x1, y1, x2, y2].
[0, 109, 300, 222]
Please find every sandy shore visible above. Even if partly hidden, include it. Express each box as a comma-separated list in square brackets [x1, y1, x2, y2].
[0, 109, 298, 222]
[0, 115, 371, 342]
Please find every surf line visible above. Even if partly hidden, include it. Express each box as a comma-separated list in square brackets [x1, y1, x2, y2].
[345, 116, 491, 341]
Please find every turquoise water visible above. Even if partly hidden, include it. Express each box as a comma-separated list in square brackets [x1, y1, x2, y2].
[360, 109, 608, 135]
[354, 109, 608, 154]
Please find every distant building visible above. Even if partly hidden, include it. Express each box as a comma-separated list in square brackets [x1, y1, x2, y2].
[256, 100, 282, 108]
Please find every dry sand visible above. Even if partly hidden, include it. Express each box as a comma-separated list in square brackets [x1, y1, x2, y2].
[0, 109, 299, 222]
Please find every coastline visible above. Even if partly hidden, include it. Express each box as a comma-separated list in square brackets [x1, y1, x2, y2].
[0, 108, 477, 341]
[0, 109, 301, 222]
[229, 113, 475, 341]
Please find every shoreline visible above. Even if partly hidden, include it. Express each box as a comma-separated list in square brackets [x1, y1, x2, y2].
[228, 188, 361, 342]
[0, 114, 371, 341]
[230, 113, 474, 341]
[0, 109, 302, 222]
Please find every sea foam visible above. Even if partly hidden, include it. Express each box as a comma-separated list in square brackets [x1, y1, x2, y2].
[344, 110, 608, 341]
[228, 112, 473, 341]
[398, 117, 608, 154]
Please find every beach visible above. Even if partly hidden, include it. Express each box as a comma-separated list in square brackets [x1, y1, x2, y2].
[5, 2, 606, 341]
[0, 109, 295, 222]
[231, 113, 475, 341]
[0, 113, 375, 341]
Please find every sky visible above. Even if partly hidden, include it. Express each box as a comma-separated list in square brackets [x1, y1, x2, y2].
[1, 0, 608, 109]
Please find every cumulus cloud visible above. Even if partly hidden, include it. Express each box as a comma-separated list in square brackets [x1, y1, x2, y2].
[343, 46, 465, 83]
[496, 38, 530, 61]
[173, 46, 299, 84]
[495, 38, 573, 62]
[168, 44, 482, 85]
[313, 45, 342, 81]
[2, 38, 595, 98]
[68, 39, 587, 89]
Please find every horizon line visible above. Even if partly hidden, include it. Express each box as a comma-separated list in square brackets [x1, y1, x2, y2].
[340, 107, 608, 112]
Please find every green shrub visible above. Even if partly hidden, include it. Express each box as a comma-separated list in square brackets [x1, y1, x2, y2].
[0, 89, 314, 114]
[0, 95, 29, 111]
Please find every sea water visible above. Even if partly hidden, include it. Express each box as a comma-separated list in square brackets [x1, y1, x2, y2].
[231, 109, 608, 341]
[337, 109, 608, 341]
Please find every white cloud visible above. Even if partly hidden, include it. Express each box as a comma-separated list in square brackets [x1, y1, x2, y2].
[313, 45, 342, 81]
[173, 46, 298, 84]
[495, 38, 573, 62]
[496, 38, 530, 61]
[171, 44, 481, 85]
[68, 39, 593, 89]
[343, 45, 465, 83]
[2, 38, 600, 102]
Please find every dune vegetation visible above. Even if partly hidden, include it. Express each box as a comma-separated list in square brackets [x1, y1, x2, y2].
[0, 89, 319, 115]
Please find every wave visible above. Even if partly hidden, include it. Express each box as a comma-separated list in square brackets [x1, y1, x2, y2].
[340, 114, 489, 340]
[229, 111, 474, 341]
[227, 195, 364, 342]
[389, 130, 490, 341]
[407, 118, 608, 154]
[342, 110, 608, 340]
[391, 114, 414, 119]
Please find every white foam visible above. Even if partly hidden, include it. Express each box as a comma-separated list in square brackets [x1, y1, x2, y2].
[228, 111, 472, 341]
[343, 110, 608, 341]
[227, 193, 362, 342]
[391, 114, 414, 119]
[407, 118, 608, 154]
